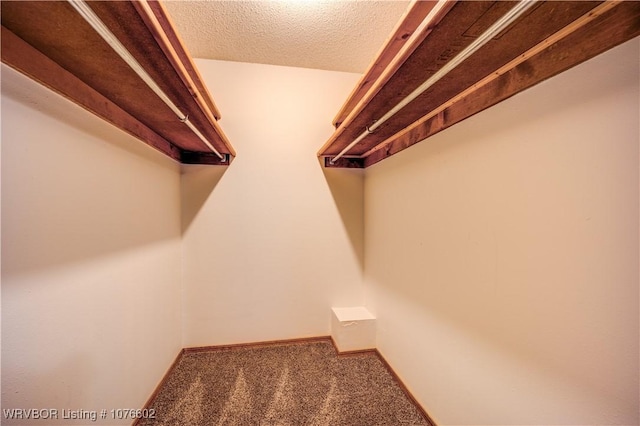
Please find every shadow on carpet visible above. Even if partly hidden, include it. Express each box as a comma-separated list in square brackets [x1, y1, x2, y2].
[138, 339, 431, 425]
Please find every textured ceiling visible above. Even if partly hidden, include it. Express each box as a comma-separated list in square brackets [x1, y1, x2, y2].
[163, 1, 411, 73]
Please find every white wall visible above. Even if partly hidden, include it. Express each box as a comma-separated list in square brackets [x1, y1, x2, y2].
[364, 38, 640, 425]
[1, 65, 183, 424]
[181, 60, 363, 347]
[4, 31, 636, 426]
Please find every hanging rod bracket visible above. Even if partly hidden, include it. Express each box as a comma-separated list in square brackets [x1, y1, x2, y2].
[325, 156, 365, 168]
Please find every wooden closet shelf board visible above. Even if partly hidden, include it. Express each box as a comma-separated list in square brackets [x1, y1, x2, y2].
[320, 0, 640, 168]
[331, 0, 453, 129]
[1, 0, 235, 165]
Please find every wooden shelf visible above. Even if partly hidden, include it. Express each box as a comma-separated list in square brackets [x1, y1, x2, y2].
[319, 0, 640, 168]
[1, 0, 236, 165]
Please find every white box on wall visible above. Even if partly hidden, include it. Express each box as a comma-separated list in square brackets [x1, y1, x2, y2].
[331, 307, 376, 353]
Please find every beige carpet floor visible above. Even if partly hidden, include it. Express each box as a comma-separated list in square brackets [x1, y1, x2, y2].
[138, 339, 431, 425]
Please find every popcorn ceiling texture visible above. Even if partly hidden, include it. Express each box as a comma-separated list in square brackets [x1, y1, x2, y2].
[163, 1, 410, 73]
[138, 340, 430, 425]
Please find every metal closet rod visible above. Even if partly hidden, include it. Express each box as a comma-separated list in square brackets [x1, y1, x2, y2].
[67, 0, 225, 161]
[330, 0, 538, 164]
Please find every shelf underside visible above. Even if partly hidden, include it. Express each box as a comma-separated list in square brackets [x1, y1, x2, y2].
[1, 0, 235, 165]
[320, 1, 640, 168]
